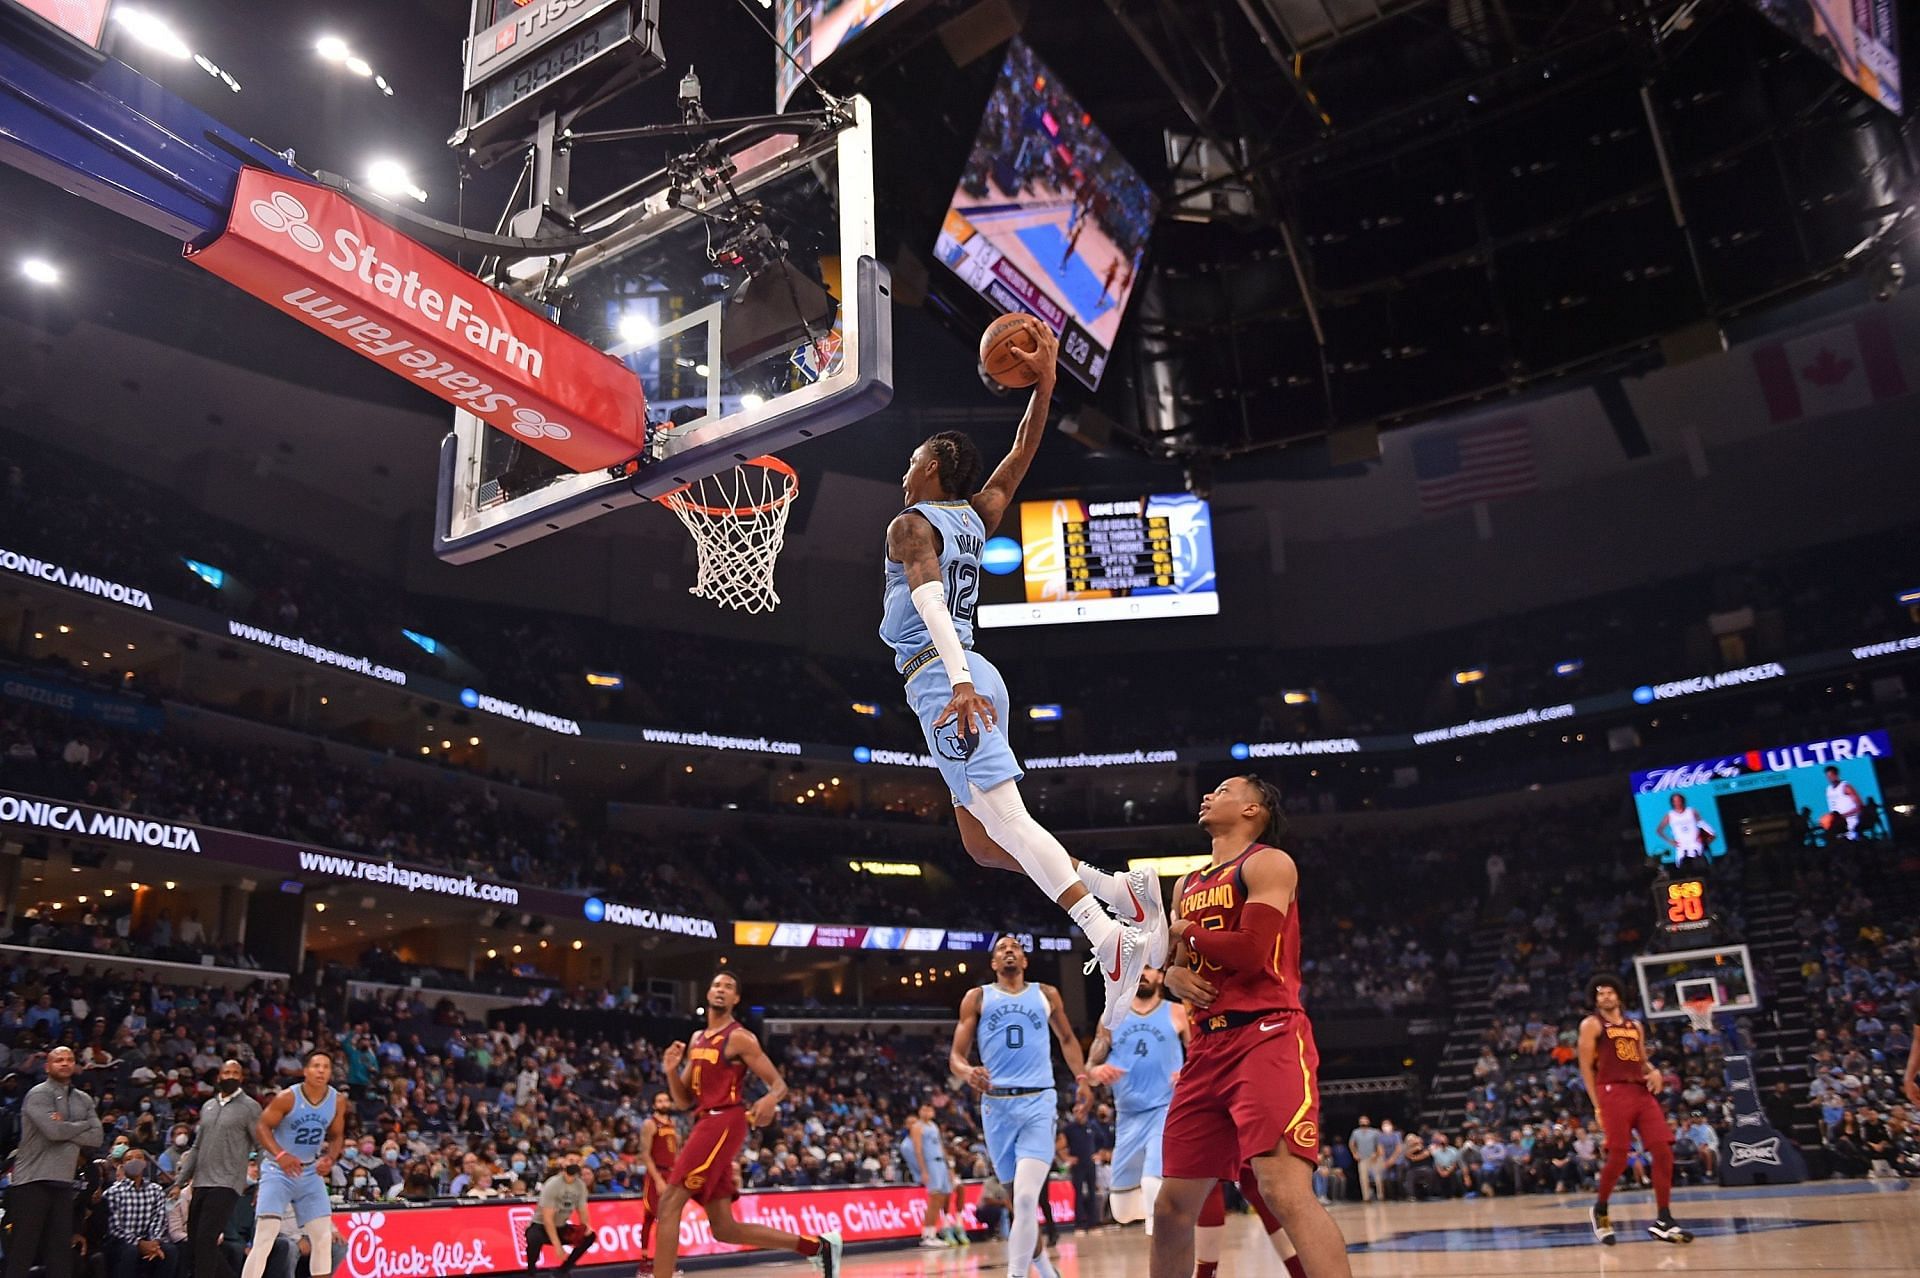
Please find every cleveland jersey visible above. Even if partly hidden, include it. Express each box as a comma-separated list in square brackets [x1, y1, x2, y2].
[648, 1120, 680, 1171]
[1592, 1015, 1649, 1086]
[1175, 844, 1303, 1018]
[878, 500, 984, 673]
[686, 1022, 747, 1110]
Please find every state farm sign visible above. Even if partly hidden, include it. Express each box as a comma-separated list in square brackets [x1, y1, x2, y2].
[187, 169, 647, 472]
[334, 1180, 1075, 1277]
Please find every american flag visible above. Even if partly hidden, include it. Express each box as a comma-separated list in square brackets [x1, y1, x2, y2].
[1411, 418, 1537, 514]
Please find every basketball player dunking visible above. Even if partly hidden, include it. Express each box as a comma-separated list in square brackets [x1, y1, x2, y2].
[1089, 968, 1307, 1278]
[636, 1090, 679, 1271]
[880, 327, 1158, 1030]
[651, 972, 842, 1278]
[1578, 975, 1693, 1245]
[1150, 776, 1351, 1278]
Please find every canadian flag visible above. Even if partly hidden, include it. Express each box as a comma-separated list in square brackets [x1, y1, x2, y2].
[1750, 312, 1907, 423]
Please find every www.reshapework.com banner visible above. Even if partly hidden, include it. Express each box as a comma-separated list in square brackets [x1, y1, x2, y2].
[0, 790, 713, 938]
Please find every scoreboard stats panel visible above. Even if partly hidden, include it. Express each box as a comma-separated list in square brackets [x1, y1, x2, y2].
[978, 492, 1219, 628]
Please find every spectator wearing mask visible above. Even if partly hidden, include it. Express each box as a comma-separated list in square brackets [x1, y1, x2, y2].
[1348, 1116, 1384, 1203]
[1430, 1133, 1462, 1198]
[104, 1154, 178, 1278]
[174, 1060, 263, 1278]
[1478, 1133, 1509, 1196]
[525, 1155, 596, 1274]
[8, 1044, 104, 1278]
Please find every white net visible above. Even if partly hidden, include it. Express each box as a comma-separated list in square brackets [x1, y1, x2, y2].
[1684, 1000, 1717, 1034]
[659, 458, 798, 614]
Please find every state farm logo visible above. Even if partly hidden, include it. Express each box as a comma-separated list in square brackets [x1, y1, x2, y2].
[343, 1211, 498, 1278]
[250, 192, 324, 253]
[509, 407, 571, 441]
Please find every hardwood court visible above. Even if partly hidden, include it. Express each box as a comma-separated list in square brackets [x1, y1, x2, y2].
[822, 1181, 1915, 1277]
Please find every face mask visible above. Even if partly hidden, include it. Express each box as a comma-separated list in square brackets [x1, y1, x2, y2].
[217, 1078, 241, 1095]
[175, 1134, 190, 1148]
[511, 1158, 526, 1173]
[139, 1102, 151, 1112]
[351, 1175, 367, 1186]
[112, 1143, 129, 1158]
[384, 1150, 399, 1163]
[125, 1163, 146, 1180]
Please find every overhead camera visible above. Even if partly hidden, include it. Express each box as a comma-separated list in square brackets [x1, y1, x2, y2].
[1870, 250, 1905, 304]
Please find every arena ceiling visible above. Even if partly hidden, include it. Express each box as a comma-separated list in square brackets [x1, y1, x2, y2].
[0, 0, 1910, 492]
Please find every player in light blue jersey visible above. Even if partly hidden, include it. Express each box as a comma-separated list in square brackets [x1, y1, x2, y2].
[880, 326, 1162, 1031]
[951, 936, 1091, 1278]
[1088, 966, 1186, 1230]
[242, 1048, 344, 1278]
[902, 1100, 964, 1247]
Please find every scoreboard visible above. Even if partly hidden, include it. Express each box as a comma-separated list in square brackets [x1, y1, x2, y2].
[977, 492, 1219, 628]
[1654, 875, 1712, 934]
[455, 0, 664, 156]
[1064, 502, 1176, 594]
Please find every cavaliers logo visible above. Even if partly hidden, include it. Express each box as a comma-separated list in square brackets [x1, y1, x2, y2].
[684, 1173, 706, 1191]
[933, 718, 979, 762]
[1289, 1120, 1319, 1148]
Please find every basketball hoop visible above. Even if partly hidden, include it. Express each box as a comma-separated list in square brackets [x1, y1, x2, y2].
[658, 457, 798, 614]
[1683, 998, 1717, 1035]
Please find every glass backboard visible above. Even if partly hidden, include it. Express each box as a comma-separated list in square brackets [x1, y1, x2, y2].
[434, 95, 891, 563]
[1633, 943, 1760, 1021]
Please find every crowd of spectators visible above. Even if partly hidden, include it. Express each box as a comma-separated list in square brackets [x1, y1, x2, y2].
[7, 425, 1919, 758]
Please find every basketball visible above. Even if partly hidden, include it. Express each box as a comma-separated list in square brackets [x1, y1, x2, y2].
[979, 313, 1048, 388]
[1821, 812, 1838, 832]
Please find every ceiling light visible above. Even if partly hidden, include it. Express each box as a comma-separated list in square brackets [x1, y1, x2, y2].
[468, 737, 480, 746]
[315, 35, 349, 61]
[486, 948, 497, 959]
[315, 902, 326, 912]
[694, 363, 711, 377]
[20, 258, 60, 286]
[102, 889, 113, 897]
[618, 314, 655, 345]
[343, 55, 373, 77]
[113, 8, 192, 59]
[572, 940, 583, 950]
[740, 393, 765, 411]
[164, 881, 176, 890]
[366, 159, 427, 203]
[57, 625, 69, 633]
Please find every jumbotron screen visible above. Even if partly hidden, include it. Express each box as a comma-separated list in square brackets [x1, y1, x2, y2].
[11, 0, 110, 47]
[976, 493, 1218, 629]
[1747, 0, 1901, 112]
[1629, 730, 1890, 863]
[773, 0, 927, 109]
[934, 40, 1158, 390]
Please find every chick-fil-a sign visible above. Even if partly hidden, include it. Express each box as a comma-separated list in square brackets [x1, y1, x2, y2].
[334, 1180, 1075, 1277]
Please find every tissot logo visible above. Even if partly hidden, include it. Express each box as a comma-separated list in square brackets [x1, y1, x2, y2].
[250, 192, 323, 253]
[479, 0, 591, 68]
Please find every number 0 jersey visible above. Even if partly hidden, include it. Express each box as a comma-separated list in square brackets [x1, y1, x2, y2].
[979, 982, 1053, 1089]
[879, 500, 985, 674]
[1175, 844, 1304, 1019]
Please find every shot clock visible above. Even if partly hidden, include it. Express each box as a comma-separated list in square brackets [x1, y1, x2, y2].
[1655, 876, 1712, 935]
[454, 0, 664, 156]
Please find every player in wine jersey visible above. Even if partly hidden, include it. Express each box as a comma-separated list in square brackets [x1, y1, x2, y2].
[1150, 776, 1351, 1278]
[652, 972, 842, 1278]
[951, 935, 1092, 1278]
[636, 1090, 679, 1270]
[1087, 969, 1308, 1277]
[1578, 974, 1693, 1245]
[242, 1049, 343, 1278]
[1654, 793, 1716, 870]
[881, 327, 1155, 1031]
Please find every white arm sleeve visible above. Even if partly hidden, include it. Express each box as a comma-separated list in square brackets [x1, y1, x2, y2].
[910, 579, 972, 686]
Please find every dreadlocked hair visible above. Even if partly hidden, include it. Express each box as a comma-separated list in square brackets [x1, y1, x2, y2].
[1241, 774, 1289, 844]
[924, 431, 984, 498]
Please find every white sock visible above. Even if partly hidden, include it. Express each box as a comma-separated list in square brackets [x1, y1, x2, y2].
[240, 1216, 281, 1278]
[1067, 894, 1120, 951]
[306, 1219, 335, 1276]
[1007, 1157, 1047, 1278]
[1142, 1175, 1163, 1235]
[1076, 861, 1127, 909]
[1030, 1254, 1058, 1278]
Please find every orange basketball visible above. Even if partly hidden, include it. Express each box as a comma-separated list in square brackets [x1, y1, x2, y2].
[979, 313, 1047, 388]
[1821, 812, 1838, 831]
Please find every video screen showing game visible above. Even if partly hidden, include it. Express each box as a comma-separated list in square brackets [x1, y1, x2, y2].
[1747, 0, 1901, 112]
[1629, 730, 1891, 863]
[976, 492, 1219, 628]
[934, 40, 1158, 390]
[774, 0, 925, 109]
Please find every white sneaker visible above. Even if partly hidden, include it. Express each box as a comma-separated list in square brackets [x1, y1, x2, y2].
[810, 1230, 844, 1276]
[1086, 925, 1150, 1032]
[919, 1235, 947, 1249]
[1115, 868, 1167, 968]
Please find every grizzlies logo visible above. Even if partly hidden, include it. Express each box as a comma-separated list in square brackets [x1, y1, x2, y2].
[934, 717, 979, 762]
